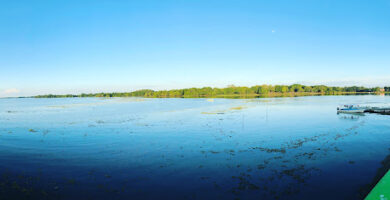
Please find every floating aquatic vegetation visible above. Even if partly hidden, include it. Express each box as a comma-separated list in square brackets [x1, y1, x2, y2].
[112, 98, 146, 102]
[286, 133, 329, 149]
[201, 106, 247, 114]
[231, 173, 259, 194]
[281, 165, 316, 183]
[0, 171, 60, 199]
[135, 123, 152, 127]
[224, 149, 235, 156]
[66, 178, 76, 185]
[201, 111, 225, 115]
[230, 106, 246, 110]
[42, 130, 49, 136]
[250, 147, 286, 153]
[48, 102, 108, 109]
[294, 152, 315, 160]
[244, 99, 273, 103]
[47, 98, 145, 109]
[213, 181, 221, 189]
[334, 147, 342, 152]
[257, 164, 265, 170]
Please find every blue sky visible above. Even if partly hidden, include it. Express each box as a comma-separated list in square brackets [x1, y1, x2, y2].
[1, 0, 390, 97]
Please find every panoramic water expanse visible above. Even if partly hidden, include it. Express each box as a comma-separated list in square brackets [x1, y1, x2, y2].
[1, 95, 390, 200]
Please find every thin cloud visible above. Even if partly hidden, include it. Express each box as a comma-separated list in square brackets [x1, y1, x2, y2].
[4, 88, 20, 94]
[298, 77, 390, 87]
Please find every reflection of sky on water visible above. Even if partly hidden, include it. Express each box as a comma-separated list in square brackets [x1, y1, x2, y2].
[1, 96, 390, 199]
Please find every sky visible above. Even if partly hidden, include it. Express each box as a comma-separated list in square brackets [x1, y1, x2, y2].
[1, 0, 390, 97]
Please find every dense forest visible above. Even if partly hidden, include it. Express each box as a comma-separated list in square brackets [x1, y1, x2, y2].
[34, 84, 389, 98]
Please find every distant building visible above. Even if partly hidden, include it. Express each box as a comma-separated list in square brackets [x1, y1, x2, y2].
[380, 88, 385, 92]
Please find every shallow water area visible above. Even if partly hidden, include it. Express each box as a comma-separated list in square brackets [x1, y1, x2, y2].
[1, 96, 390, 199]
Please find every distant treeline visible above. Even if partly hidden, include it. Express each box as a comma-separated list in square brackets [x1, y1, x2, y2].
[34, 84, 390, 98]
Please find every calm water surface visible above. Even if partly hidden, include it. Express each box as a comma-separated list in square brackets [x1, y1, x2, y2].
[1, 96, 390, 199]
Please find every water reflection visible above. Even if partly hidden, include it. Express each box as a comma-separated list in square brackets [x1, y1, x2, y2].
[337, 113, 365, 121]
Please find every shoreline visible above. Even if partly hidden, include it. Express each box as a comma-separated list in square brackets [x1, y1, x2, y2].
[31, 84, 390, 99]
[28, 92, 390, 99]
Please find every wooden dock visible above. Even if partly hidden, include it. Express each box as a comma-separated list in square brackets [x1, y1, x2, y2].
[364, 108, 390, 115]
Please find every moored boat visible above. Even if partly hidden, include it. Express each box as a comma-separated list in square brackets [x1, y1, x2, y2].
[337, 105, 365, 113]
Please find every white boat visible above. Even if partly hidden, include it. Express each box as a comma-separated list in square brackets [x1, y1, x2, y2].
[337, 105, 365, 113]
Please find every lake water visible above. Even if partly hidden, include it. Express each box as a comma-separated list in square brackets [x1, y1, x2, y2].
[1, 96, 390, 200]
